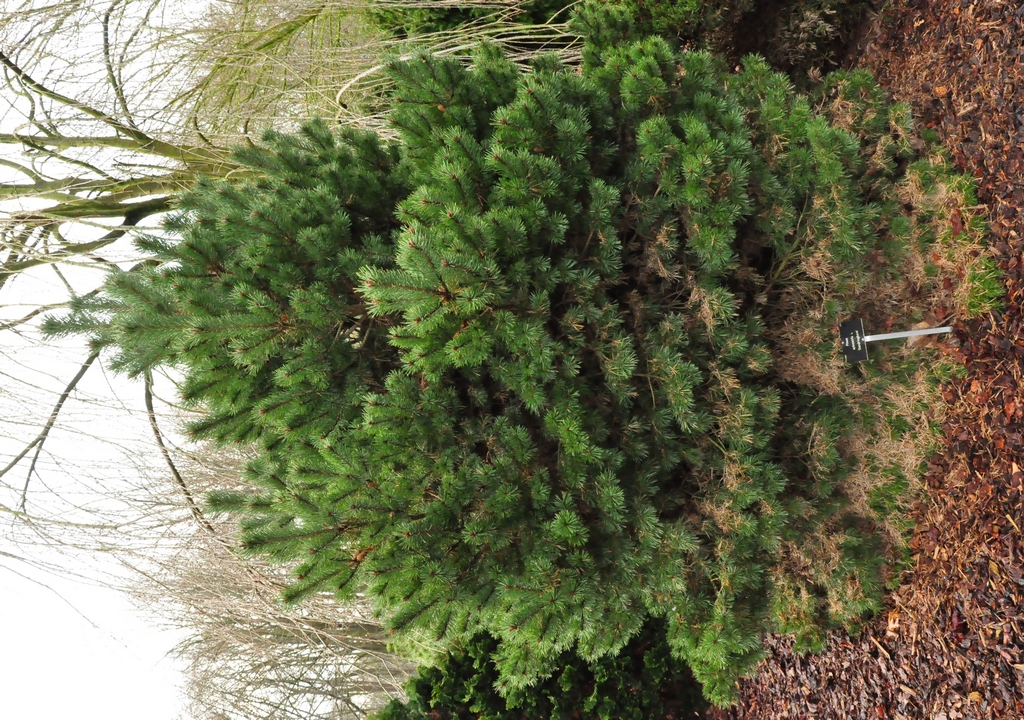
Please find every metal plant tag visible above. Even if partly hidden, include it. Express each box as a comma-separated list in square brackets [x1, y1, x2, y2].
[840, 318, 952, 364]
[840, 318, 869, 363]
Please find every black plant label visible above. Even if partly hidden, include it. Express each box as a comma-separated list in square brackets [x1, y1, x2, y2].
[840, 318, 869, 363]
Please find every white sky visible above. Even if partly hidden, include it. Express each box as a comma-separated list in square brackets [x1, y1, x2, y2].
[0, 228, 190, 719]
[0, 2, 202, 713]
[0, 571, 186, 719]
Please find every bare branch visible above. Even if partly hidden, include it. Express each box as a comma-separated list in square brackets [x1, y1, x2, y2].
[103, 0, 140, 131]
[10, 348, 100, 509]
[144, 370, 221, 539]
[1, 189, 170, 270]
[0, 47, 220, 166]
[0, 156, 45, 183]
[0, 559, 111, 635]
[49, 262, 75, 295]
[0, 501, 121, 530]
[15, 134, 119, 182]
[0, 131, 198, 158]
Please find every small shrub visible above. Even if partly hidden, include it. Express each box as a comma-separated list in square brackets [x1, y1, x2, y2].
[371, 618, 707, 720]
[621, 0, 870, 73]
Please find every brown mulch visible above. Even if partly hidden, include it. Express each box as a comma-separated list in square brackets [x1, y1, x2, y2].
[706, 1, 1024, 718]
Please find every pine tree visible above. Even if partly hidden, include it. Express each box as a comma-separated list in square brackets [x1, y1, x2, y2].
[47, 4, 918, 705]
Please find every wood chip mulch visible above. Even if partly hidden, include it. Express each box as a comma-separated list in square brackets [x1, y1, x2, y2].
[705, 1, 1024, 718]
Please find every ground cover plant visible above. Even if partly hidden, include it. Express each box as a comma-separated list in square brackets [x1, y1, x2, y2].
[42, 2, 999, 708]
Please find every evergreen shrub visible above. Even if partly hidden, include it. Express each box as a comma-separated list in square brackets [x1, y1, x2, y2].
[621, 0, 869, 72]
[366, 0, 570, 39]
[46, 4, 960, 706]
[371, 618, 706, 719]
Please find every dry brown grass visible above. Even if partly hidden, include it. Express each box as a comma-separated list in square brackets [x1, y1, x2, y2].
[767, 145, 995, 558]
[895, 151, 997, 318]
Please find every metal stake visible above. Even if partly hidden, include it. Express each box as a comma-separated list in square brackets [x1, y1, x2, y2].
[840, 318, 952, 363]
[863, 326, 953, 342]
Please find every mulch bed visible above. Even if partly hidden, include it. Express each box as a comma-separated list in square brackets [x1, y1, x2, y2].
[705, 1, 1024, 718]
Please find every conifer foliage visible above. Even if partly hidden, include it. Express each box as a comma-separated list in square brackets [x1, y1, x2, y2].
[372, 618, 706, 719]
[47, 4, 913, 705]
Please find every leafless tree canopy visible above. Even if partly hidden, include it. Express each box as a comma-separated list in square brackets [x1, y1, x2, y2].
[129, 444, 415, 720]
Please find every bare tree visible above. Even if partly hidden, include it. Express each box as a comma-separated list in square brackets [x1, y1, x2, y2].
[127, 442, 415, 720]
[0, 0, 235, 291]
